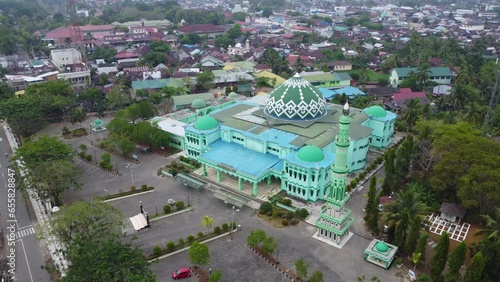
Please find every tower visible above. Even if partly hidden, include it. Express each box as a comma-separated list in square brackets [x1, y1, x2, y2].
[314, 101, 354, 248]
[67, 0, 83, 63]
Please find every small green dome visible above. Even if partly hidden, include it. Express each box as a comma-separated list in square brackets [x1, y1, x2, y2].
[193, 116, 218, 131]
[151, 116, 163, 124]
[375, 241, 389, 253]
[228, 92, 238, 98]
[94, 118, 102, 124]
[296, 145, 325, 162]
[365, 106, 387, 118]
[191, 99, 206, 109]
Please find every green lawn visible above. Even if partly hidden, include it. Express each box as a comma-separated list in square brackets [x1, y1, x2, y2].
[349, 69, 389, 82]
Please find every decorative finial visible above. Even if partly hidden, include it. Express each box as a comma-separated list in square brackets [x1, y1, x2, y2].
[293, 73, 301, 78]
[343, 101, 350, 115]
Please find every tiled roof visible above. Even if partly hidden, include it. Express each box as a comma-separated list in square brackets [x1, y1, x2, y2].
[177, 24, 227, 34]
[393, 67, 452, 77]
[393, 88, 426, 101]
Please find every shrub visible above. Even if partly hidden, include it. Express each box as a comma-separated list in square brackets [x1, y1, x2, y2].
[222, 223, 229, 232]
[296, 208, 309, 220]
[85, 154, 92, 161]
[266, 211, 272, 216]
[290, 218, 299, 225]
[62, 126, 70, 135]
[230, 222, 237, 230]
[178, 238, 184, 245]
[163, 205, 171, 214]
[130, 185, 136, 192]
[346, 184, 352, 191]
[147, 186, 153, 190]
[280, 198, 292, 206]
[355, 177, 360, 182]
[286, 211, 294, 220]
[79, 152, 85, 158]
[351, 180, 358, 187]
[176, 201, 185, 210]
[106, 164, 113, 170]
[272, 210, 280, 218]
[99, 161, 106, 168]
[166, 241, 175, 251]
[360, 172, 366, 178]
[214, 226, 221, 234]
[187, 235, 195, 244]
[282, 219, 289, 226]
[72, 128, 87, 137]
[141, 184, 147, 189]
[153, 246, 162, 256]
[197, 232, 204, 238]
[259, 202, 273, 214]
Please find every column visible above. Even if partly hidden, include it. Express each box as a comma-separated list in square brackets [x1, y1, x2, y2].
[217, 169, 221, 182]
[267, 175, 272, 185]
[202, 164, 207, 176]
[238, 177, 243, 191]
[252, 182, 258, 197]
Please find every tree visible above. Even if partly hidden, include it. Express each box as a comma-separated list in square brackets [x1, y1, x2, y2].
[416, 233, 429, 267]
[141, 52, 167, 66]
[15, 135, 73, 168]
[149, 40, 170, 52]
[261, 7, 273, 17]
[469, 240, 500, 281]
[69, 109, 86, 126]
[137, 101, 155, 119]
[0, 82, 15, 100]
[475, 207, 500, 243]
[115, 135, 136, 156]
[208, 270, 222, 282]
[255, 76, 272, 88]
[202, 215, 214, 234]
[30, 160, 81, 205]
[405, 215, 422, 254]
[383, 185, 428, 248]
[261, 236, 277, 254]
[227, 24, 242, 40]
[247, 229, 266, 247]
[107, 85, 128, 110]
[369, 193, 381, 234]
[295, 259, 309, 281]
[0, 95, 46, 137]
[62, 237, 155, 282]
[308, 271, 324, 282]
[464, 252, 485, 282]
[196, 70, 215, 92]
[429, 232, 450, 282]
[411, 252, 422, 272]
[188, 241, 210, 266]
[445, 241, 466, 282]
[365, 177, 377, 224]
[401, 98, 422, 132]
[381, 148, 396, 194]
[98, 73, 110, 86]
[48, 200, 123, 247]
[107, 118, 133, 136]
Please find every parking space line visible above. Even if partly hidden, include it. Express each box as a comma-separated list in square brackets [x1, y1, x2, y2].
[17, 239, 34, 282]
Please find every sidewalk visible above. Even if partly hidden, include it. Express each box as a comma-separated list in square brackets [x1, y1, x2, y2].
[3, 124, 69, 276]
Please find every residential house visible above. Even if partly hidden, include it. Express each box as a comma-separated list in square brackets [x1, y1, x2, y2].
[385, 88, 429, 111]
[131, 78, 188, 94]
[172, 92, 214, 110]
[200, 55, 224, 68]
[366, 86, 394, 102]
[252, 70, 286, 87]
[212, 70, 254, 87]
[389, 67, 452, 88]
[299, 71, 352, 88]
[326, 61, 353, 72]
[177, 24, 227, 38]
[50, 48, 90, 88]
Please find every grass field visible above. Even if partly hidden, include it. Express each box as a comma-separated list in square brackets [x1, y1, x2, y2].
[349, 69, 389, 82]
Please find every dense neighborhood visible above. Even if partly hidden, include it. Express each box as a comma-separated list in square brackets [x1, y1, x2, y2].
[0, 0, 499, 282]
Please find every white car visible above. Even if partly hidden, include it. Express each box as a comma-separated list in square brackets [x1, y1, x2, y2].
[168, 199, 176, 205]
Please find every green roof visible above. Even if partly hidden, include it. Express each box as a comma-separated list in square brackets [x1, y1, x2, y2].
[194, 116, 218, 130]
[375, 242, 389, 253]
[94, 118, 102, 124]
[296, 145, 325, 162]
[333, 72, 352, 81]
[191, 99, 206, 109]
[228, 92, 238, 98]
[301, 73, 334, 83]
[151, 117, 163, 124]
[364, 106, 387, 118]
[393, 67, 452, 78]
[265, 73, 327, 120]
[132, 78, 188, 91]
[173, 93, 213, 107]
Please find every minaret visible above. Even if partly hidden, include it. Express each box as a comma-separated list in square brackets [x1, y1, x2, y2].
[314, 101, 354, 248]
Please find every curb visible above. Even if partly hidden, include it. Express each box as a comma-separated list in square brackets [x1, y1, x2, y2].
[150, 206, 193, 222]
[76, 155, 122, 177]
[148, 231, 236, 262]
[246, 245, 296, 281]
[102, 188, 156, 203]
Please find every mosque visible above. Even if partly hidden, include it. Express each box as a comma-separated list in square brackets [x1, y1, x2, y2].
[161, 73, 397, 201]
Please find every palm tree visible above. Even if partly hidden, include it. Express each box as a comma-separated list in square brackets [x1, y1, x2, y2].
[446, 83, 469, 111]
[461, 102, 486, 125]
[412, 252, 422, 272]
[201, 215, 214, 234]
[382, 184, 429, 247]
[401, 98, 422, 132]
[475, 207, 500, 243]
[414, 64, 431, 91]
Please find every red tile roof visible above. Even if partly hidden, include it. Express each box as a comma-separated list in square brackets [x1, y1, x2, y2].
[393, 88, 426, 101]
[177, 24, 227, 34]
[115, 52, 139, 59]
[80, 25, 113, 32]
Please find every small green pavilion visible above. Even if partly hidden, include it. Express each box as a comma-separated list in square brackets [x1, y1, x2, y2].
[89, 118, 108, 132]
[363, 240, 398, 269]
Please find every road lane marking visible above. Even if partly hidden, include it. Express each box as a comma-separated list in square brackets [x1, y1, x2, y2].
[17, 239, 35, 282]
[2, 172, 4, 177]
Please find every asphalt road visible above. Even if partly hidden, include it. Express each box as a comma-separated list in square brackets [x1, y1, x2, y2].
[0, 127, 51, 282]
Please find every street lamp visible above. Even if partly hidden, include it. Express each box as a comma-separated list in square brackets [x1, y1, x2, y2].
[227, 206, 239, 240]
[125, 163, 136, 187]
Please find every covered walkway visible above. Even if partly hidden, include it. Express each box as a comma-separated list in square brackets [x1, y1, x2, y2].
[174, 173, 206, 190]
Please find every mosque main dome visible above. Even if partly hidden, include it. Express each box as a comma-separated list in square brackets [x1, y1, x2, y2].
[264, 73, 326, 120]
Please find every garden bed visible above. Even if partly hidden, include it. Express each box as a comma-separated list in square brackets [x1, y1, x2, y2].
[77, 154, 122, 177]
[91, 141, 140, 164]
[98, 186, 155, 201]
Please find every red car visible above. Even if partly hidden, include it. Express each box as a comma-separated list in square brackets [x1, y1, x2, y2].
[172, 268, 191, 279]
